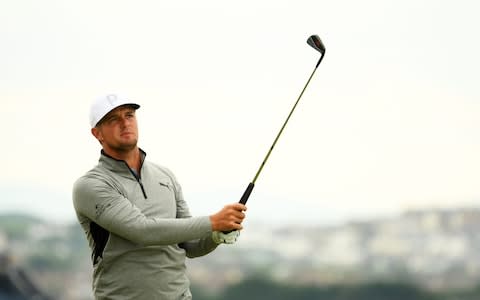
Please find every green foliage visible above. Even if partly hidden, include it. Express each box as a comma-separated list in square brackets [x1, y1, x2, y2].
[0, 214, 43, 239]
[190, 284, 216, 300]
[200, 277, 442, 300]
[27, 254, 72, 271]
[438, 283, 480, 300]
[334, 282, 438, 300]
[0, 213, 90, 272]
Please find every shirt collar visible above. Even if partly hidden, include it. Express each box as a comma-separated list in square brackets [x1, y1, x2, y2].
[99, 148, 146, 174]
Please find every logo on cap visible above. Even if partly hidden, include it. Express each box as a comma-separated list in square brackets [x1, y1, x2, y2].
[106, 94, 118, 106]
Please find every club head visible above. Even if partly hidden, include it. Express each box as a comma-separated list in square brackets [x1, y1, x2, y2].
[307, 35, 325, 55]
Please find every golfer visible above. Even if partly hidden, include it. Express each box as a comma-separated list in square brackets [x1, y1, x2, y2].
[73, 94, 246, 299]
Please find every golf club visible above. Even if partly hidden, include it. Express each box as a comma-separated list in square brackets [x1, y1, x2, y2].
[238, 34, 326, 205]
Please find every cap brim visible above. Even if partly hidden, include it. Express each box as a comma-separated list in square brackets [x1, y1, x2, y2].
[95, 103, 141, 127]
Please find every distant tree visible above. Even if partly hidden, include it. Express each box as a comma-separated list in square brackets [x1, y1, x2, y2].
[440, 283, 480, 300]
[217, 277, 441, 300]
[220, 277, 295, 300]
[337, 282, 439, 300]
[190, 284, 216, 300]
[0, 214, 42, 240]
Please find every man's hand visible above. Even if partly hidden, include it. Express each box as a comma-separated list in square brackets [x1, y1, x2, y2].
[212, 230, 240, 244]
[209, 203, 247, 232]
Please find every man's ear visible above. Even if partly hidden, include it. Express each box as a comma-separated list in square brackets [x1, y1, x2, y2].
[91, 127, 103, 143]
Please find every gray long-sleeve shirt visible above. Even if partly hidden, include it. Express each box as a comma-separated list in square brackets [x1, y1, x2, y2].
[73, 150, 218, 299]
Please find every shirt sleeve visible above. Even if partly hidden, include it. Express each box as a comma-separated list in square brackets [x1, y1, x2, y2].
[179, 237, 218, 258]
[72, 176, 212, 246]
[163, 167, 220, 257]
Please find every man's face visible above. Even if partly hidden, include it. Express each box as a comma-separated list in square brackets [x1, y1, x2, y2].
[91, 105, 139, 153]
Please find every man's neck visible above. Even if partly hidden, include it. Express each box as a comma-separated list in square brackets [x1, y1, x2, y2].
[103, 147, 141, 173]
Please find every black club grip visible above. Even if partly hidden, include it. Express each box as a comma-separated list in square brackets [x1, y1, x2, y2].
[239, 182, 255, 204]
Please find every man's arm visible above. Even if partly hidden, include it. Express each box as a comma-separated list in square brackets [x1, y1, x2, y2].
[179, 237, 218, 258]
[169, 167, 245, 257]
[73, 177, 212, 246]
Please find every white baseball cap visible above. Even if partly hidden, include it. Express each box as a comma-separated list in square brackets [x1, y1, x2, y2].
[89, 94, 140, 128]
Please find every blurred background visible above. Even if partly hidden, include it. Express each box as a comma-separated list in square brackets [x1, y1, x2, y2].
[1, 0, 480, 299]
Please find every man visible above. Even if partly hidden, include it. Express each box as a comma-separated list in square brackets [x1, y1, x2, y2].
[73, 94, 247, 299]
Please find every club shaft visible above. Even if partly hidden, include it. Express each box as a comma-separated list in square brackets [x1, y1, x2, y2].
[236, 51, 325, 207]
[251, 55, 323, 185]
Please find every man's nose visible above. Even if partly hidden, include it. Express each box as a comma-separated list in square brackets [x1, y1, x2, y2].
[120, 116, 130, 127]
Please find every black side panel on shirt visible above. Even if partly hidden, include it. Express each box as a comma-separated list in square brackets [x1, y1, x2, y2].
[90, 222, 110, 265]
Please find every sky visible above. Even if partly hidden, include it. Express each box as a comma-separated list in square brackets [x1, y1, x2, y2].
[1, 0, 480, 226]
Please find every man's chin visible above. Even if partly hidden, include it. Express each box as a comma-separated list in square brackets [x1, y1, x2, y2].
[122, 143, 138, 151]
[115, 141, 138, 152]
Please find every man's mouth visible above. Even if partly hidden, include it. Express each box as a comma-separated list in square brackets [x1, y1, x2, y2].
[121, 132, 134, 137]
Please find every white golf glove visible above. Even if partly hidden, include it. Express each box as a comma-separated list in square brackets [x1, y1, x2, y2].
[212, 230, 240, 244]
